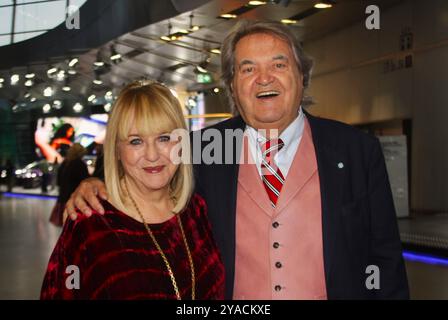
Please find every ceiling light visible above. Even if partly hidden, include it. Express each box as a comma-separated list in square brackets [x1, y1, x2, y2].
[24, 92, 31, 99]
[25, 73, 35, 79]
[104, 103, 112, 112]
[43, 86, 53, 97]
[94, 61, 105, 67]
[281, 19, 297, 24]
[11, 74, 20, 85]
[56, 70, 66, 81]
[213, 88, 220, 93]
[93, 79, 103, 85]
[220, 14, 237, 19]
[43, 104, 51, 113]
[0, 78, 4, 83]
[30, 97, 36, 102]
[314, 1, 333, 9]
[53, 100, 62, 109]
[68, 69, 77, 75]
[73, 102, 83, 113]
[88, 94, 96, 102]
[110, 54, 122, 61]
[62, 86, 71, 92]
[210, 48, 221, 55]
[160, 35, 171, 42]
[47, 67, 57, 74]
[187, 13, 201, 33]
[25, 79, 33, 87]
[248, 1, 267, 5]
[68, 58, 78, 67]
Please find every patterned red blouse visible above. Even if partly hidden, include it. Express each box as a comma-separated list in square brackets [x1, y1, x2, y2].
[41, 193, 225, 300]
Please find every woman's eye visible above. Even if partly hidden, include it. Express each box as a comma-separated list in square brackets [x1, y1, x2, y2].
[129, 138, 142, 145]
[158, 135, 171, 142]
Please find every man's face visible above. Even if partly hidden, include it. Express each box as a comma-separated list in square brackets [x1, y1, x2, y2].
[232, 33, 304, 134]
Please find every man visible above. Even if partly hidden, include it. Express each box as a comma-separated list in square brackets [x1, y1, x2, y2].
[66, 20, 409, 299]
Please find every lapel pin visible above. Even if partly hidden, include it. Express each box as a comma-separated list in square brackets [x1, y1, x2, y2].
[337, 162, 344, 169]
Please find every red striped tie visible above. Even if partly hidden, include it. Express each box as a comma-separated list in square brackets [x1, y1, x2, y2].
[261, 139, 285, 208]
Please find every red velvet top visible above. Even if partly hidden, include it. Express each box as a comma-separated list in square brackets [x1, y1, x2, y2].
[40, 193, 225, 300]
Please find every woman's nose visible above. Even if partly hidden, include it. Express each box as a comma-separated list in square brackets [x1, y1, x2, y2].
[144, 142, 160, 162]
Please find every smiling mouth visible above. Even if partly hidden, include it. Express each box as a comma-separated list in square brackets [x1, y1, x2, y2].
[256, 90, 280, 99]
[143, 166, 164, 174]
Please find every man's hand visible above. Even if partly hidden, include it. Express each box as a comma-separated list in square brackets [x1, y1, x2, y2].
[65, 177, 108, 220]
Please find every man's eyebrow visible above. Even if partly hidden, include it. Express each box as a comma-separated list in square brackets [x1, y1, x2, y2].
[272, 55, 289, 61]
[238, 59, 255, 67]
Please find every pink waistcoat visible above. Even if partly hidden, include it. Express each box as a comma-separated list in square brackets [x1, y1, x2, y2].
[233, 119, 327, 300]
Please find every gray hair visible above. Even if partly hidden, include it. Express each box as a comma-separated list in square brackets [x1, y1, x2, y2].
[221, 19, 314, 113]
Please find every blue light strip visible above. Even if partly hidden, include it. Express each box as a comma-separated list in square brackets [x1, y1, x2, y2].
[403, 251, 448, 267]
[2, 192, 57, 200]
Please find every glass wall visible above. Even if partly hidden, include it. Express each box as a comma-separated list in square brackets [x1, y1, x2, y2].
[0, 0, 87, 46]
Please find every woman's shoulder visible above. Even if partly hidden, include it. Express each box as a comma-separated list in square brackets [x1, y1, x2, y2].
[67, 200, 121, 235]
[188, 193, 207, 212]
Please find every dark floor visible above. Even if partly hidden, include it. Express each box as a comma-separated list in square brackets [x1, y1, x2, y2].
[0, 193, 448, 300]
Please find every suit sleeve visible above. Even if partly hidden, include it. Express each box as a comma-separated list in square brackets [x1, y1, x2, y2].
[367, 137, 409, 299]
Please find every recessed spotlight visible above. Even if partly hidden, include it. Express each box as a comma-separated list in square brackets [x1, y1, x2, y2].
[11, 74, 20, 85]
[314, 2, 333, 9]
[43, 104, 51, 113]
[25, 73, 35, 79]
[25, 79, 33, 87]
[43, 86, 53, 97]
[73, 102, 84, 113]
[93, 79, 103, 85]
[281, 19, 297, 24]
[68, 58, 78, 67]
[220, 14, 237, 19]
[62, 86, 71, 92]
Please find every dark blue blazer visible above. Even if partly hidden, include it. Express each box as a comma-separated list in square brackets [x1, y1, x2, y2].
[192, 110, 409, 300]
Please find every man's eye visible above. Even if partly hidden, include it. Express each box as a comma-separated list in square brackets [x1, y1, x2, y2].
[129, 138, 142, 145]
[158, 135, 171, 142]
[242, 66, 254, 73]
[275, 63, 286, 69]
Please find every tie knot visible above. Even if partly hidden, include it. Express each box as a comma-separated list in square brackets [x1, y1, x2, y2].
[262, 138, 284, 158]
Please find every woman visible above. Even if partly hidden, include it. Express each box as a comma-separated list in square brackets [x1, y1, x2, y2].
[49, 143, 89, 226]
[41, 80, 225, 299]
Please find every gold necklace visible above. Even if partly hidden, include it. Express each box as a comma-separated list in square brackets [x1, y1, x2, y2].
[124, 180, 195, 300]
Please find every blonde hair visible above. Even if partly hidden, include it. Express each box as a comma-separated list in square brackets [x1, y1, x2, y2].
[104, 80, 193, 214]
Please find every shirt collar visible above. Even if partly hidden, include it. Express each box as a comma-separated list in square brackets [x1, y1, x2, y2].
[246, 106, 305, 149]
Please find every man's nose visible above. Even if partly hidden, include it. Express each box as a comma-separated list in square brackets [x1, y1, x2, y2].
[256, 67, 274, 86]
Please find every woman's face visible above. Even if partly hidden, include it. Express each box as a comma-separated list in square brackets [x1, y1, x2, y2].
[118, 125, 179, 194]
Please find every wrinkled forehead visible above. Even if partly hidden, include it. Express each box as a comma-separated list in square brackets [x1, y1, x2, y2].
[234, 32, 301, 73]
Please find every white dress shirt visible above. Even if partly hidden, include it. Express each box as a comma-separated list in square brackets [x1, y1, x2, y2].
[246, 107, 305, 178]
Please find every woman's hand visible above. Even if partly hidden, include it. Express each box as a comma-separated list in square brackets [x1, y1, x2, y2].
[65, 178, 109, 220]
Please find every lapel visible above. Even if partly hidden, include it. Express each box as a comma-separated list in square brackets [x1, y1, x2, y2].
[237, 135, 273, 217]
[304, 109, 347, 293]
[210, 115, 245, 299]
[276, 118, 317, 213]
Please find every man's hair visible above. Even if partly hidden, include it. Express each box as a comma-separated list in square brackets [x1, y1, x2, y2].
[221, 19, 314, 113]
[104, 80, 193, 214]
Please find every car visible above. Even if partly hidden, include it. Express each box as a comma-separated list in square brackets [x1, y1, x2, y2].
[15, 160, 55, 189]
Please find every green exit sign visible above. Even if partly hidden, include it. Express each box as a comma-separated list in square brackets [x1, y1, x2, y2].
[197, 73, 213, 83]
